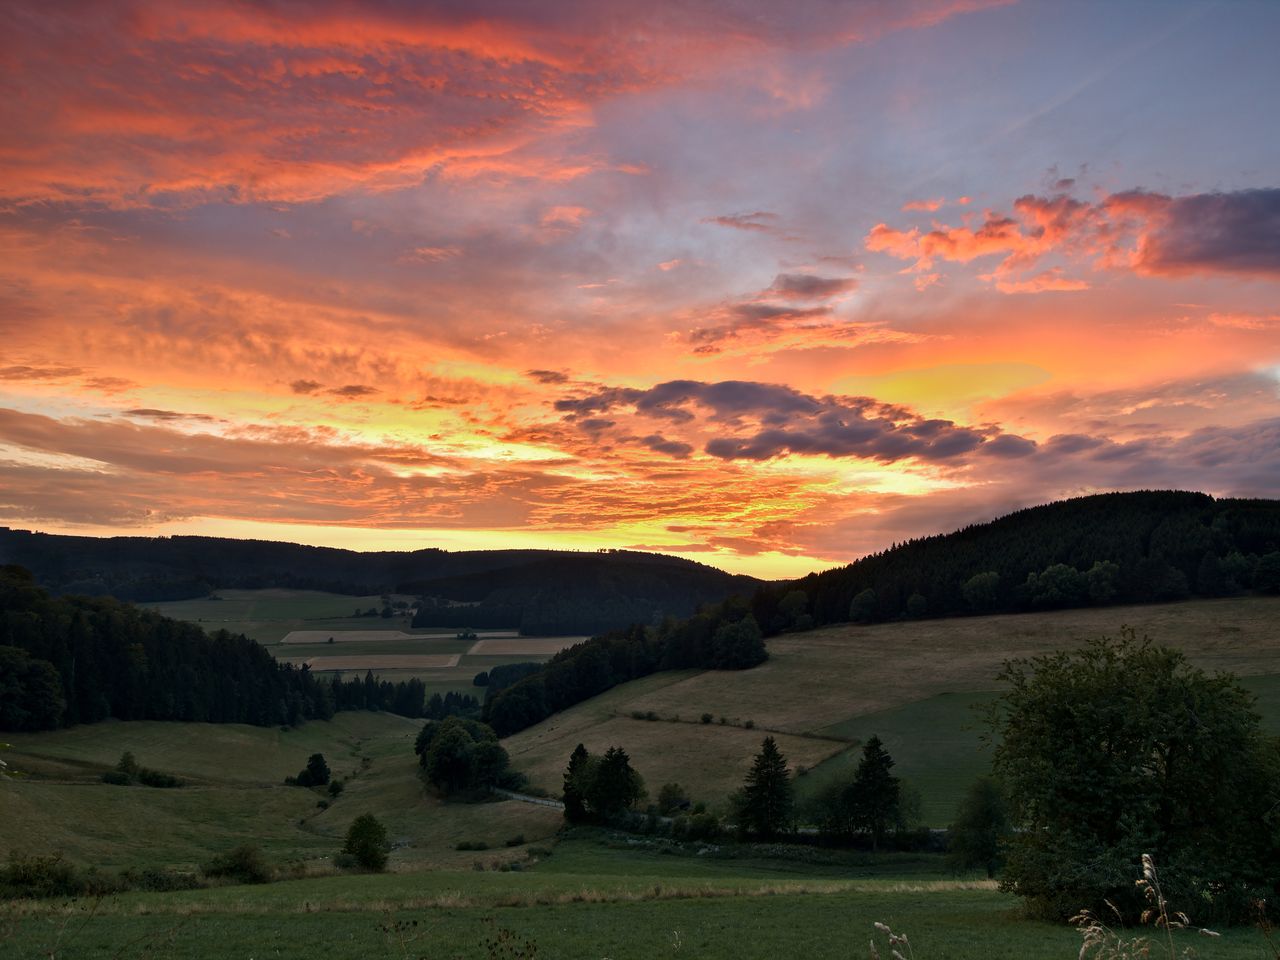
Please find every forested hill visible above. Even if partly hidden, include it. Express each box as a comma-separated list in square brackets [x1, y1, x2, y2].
[750, 491, 1280, 632]
[0, 530, 759, 635]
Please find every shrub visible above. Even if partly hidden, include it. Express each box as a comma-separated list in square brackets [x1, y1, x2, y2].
[201, 845, 272, 885]
[343, 813, 390, 871]
[504, 834, 526, 847]
[743, 719, 754, 730]
[100, 770, 131, 786]
[119, 867, 203, 893]
[292, 753, 331, 788]
[700, 713, 713, 724]
[0, 853, 85, 898]
[327, 779, 344, 798]
[333, 852, 358, 870]
[455, 840, 489, 851]
[137, 768, 183, 788]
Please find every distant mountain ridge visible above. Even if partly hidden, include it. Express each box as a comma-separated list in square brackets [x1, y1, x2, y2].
[0, 529, 760, 636]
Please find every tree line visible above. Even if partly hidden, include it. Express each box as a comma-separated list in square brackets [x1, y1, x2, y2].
[483, 598, 767, 737]
[750, 491, 1280, 631]
[0, 565, 474, 732]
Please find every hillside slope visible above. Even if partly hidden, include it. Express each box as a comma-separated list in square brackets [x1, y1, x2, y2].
[502, 596, 1280, 824]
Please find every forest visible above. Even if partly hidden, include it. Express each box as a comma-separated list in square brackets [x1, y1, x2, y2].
[0, 566, 474, 732]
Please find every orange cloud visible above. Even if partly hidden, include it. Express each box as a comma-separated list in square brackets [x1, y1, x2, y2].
[867, 187, 1280, 288]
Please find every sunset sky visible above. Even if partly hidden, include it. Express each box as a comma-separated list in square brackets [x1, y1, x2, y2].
[1, 0, 1278, 579]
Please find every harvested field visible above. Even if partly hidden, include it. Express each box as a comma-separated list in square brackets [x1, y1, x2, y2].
[468, 636, 586, 655]
[282, 629, 422, 644]
[300, 654, 462, 670]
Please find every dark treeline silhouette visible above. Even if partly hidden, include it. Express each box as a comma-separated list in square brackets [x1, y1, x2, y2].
[0, 565, 476, 732]
[749, 492, 1280, 631]
[0, 529, 756, 636]
[484, 598, 767, 736]
[407, 554, 757, 635]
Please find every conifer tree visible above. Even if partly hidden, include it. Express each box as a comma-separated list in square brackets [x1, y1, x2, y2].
[562, 743, 591, 823]
[739, 736, 793, 838]
[849, 734, 899, 850]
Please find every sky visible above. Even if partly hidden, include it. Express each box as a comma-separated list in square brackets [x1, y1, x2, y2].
[1, 0, 1278, 579]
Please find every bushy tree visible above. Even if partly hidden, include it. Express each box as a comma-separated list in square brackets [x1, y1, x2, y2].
[343, 813, 390, 871]
[989, 628, 1280, 922]
[416, 717, 512, 798]
[946, 777, 1010, 877]
[962, 572, 1000, 612]
[0, 646, 65, 731]
[1024, 563, 1086, 608]
[294, 752, 330, 787]
[849, 588, 878, 623]
[1084, 560, 1120, 603]
[737, 736, 793, 838]
[1255, 551, 1280, 593]
[710, 615, 766, 669]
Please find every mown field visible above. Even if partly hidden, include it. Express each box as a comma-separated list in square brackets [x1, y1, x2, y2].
[3, 837, 1271, 960]
[146, 589, 586, 699]
[504, 596, 1280, 825]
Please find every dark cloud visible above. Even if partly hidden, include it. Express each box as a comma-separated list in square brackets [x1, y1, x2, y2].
[704, 211, 781, 233]
[327, 384, 379, 398]
[123, 408, 219, 423]
[527, 369, 569, 384]
[978, 434, 1038, 457]
[768, 273, 858, 300]
[638, 434, 694, 458]
[556, 378, 1027, 465]
[82, 376, 137, 393]
[1127, 187, 1280, 278]
[0, 364, 83, 381]
[290, 379, 323, 394]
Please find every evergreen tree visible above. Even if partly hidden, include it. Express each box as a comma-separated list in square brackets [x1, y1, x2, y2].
[562, 743, 591, 823]
[585, 746, 644, 819]
[849, 735, 899, 850]
[739, 736, 793, 838]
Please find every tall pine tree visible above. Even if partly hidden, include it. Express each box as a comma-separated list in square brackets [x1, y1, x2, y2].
[562, 743, 591, 823]
[850, 734, 899, 850]
[739, 736, 793, 838]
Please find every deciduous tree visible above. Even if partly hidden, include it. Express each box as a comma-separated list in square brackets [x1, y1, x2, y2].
[989, 628, 1280, 922]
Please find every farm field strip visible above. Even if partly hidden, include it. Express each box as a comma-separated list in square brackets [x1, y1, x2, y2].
[467, 636, 587, 655]
[299, 654, 462, 670]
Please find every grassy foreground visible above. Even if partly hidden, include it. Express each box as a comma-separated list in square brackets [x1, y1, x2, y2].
[2, 839, 1268, 960]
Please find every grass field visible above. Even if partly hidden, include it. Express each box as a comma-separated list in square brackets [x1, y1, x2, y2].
[6, 597, 1280, 958]
[2, 836, 1271, 959]
[505, 596, 1280, 824]
[0, 715, 560, 873]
